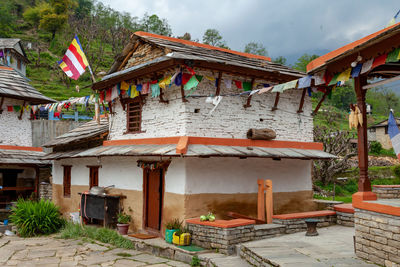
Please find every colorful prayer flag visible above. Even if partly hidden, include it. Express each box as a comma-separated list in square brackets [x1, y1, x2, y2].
[361, 58, 374, 74]
[351, 63, 362, 78]
[234, 80, 242, 89]
[298, 75, 311, 89]
[386, 48, 400, 63]
[184, 75, 199, 90]
[58, 35, 89, 80]
[337, 68, 351, 82]
[388, 111, 400, 160]
[372, 54, 388, 69]
[243, 82, 252, 91]
[328, 73, 339, 86]
[151, 84, 160, 97]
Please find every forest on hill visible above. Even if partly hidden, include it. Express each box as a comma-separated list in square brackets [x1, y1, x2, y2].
[0, 0, 399, 124]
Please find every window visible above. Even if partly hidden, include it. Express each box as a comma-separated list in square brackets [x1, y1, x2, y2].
[17, 59, 21, 70]
[126, 100, 142, 133]
[88, 166, 99, 188]
[63, 166, 71, 197]
[385, 126, 388, 135]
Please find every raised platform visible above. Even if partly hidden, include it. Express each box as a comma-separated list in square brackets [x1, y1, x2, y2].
[373, 185, 400, 199]
[272, 210, 337, 234]
[334, 204, 355, 226]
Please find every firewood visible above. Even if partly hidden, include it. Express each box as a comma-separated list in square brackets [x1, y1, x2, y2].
[247, 128, 276, 140]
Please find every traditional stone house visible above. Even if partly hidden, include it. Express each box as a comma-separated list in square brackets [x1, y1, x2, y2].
[0, 63, 54, 207]
[44, 32, 334, 234]
[368, 118, 400, 149]
[0, 39, 29, 76]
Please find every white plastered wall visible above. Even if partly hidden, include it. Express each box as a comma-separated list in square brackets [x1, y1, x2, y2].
[0, 97, 32, 146]
[184, 157, 312, 194]
[108, 70, 313, 142]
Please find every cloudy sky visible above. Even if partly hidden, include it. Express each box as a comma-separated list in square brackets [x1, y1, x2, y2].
[101, 0, 399, 63]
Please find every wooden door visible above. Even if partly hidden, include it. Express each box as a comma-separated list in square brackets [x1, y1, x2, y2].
[144, 168, 163, 231]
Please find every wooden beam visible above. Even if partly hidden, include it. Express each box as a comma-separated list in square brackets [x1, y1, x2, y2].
[363, 75, 400, 90]
[215, 72, 223, 96]
[180, 83, 188, 102]
[108, 101, 113, 114]
[244, 78, 255, 108]
[355, 75, 372, 192]
[312, 89, 329, 115]
[297, 88, 307, 113]
[18, 101, 25, 120]
[34, 166, 39, 198]
[118, 41, 141, 71]
[271, 93, 280, 111]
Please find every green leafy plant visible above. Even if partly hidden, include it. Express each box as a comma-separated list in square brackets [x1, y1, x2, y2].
[370, 141, 383, 154]
[165, 218, 182, 230]
[191, 255, 201, 266]
[117, 213, 131, 224]
[393, 165, 400, 179]
[9, 198, 65, 237]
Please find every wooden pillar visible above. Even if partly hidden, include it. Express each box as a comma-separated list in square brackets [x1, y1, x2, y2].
[265, 180, 273, 224]
[35, 166, 39, 199]
[257, 179, 265, 221]
[355, 76, 371, 192]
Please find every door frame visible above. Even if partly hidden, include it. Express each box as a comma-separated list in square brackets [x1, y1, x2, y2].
[141, 161, 170, 235]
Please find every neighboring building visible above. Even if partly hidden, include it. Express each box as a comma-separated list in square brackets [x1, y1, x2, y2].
[0, 63, 54, 208]
[0, 39, 29, 76]
[368, 118, 400, 149]
[44, 32, 334, 234]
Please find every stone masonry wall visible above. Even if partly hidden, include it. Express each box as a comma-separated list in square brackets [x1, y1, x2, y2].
[0, 97, 32, 146]
[187, 223, 285, 255]
[336, 211, 354, 227]
[373, 186, 400, 199]
[354, 208, 400, 266]
[109, 69, 313, 142]
[272, 215, 336, 234]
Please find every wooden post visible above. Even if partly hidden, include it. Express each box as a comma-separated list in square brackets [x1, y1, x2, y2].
[271, 93, 280, 111]
[297, 88, 307, 113]
[265, 180, 273, 224]
[257, 179, 265, 221]
[243, 78, 255, 108]
[312, 88, 330, 115]
[180, 83, 188, 102]
[35, 166, 39, 199]
[0, 96, 4, 114]
[18, 101, 25, 120]
[215, 72, 223, 96]
[355, 76, 371, 192]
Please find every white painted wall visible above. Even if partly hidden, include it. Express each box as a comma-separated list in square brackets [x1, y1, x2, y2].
[185, 157, 312, 194]
[53, 156, 311, 195]
[108, 70, 313, 142]
[53, 156, 186, 194]
[0, 97, 32, 146]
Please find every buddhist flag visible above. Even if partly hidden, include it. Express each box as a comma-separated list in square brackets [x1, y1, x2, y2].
[58, 35, 90, 80]
[388, 111, 400, 160]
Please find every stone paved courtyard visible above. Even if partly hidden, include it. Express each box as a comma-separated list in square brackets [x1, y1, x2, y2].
[0, 235, 190, 267]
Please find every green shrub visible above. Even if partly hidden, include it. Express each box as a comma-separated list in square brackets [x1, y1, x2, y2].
[370, 141, 383, 154]
[9, 198, 65, 237]
[117, 213, 131, 224]
[165, 218, 182, 230]
[393, 165, 400, 179]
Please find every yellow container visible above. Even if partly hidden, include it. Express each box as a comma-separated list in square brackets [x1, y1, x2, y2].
[179, 233, 191, 246]
[172, 232, 180, 245]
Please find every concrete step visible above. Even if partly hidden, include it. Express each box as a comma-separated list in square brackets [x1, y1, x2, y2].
[208, 255, 254, 267]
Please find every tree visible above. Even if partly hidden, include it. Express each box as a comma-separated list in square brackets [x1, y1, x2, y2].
[23, 2, 49, 30]
[293, 53, 319, 72]
[313, 108, 357, 186]
[75, 0, 93, 19]
[202, 29, 228, 48]
[273, 56, 287, 65]
[140, 13, 172, 36]
[0, 2, 16, 37]
[326, 83, 356, 111]
[366, 87, 400, 115]
[178, 32, 191, 40]
[244, 42, 268, 56]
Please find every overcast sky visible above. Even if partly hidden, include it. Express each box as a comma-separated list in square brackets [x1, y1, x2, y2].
[101, 0, 399, 63]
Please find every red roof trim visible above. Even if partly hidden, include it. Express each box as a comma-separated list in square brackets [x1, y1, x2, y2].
[135, 31, 271, 62]
[0, 66, 13, 71]
[307, 22, 400, 72]
[0, 145, 43, 152]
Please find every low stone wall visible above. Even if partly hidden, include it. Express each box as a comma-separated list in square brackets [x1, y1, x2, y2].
[373, 185, 400, 199]
[186, 219, 285, 255]
[354, 208, 400, 266]
[272, 215, 336, 234]
[39, 182, 52, 200]
[336, 211, 354, 227]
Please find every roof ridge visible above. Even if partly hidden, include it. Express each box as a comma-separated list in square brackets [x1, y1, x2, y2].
[134, 31, 271, 62]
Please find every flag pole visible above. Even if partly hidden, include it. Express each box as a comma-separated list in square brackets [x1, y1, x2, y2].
[87, 65, 101, 124]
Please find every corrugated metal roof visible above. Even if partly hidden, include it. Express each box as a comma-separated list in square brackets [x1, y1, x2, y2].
[0, 67, 55, 104]
[43, 118, 109, 147]
[0, 149, 51, 165]
[43, 144, 336, 160]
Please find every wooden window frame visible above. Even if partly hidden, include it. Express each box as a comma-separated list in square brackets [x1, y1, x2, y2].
[125, 98, 144, 134]
[17, 58, 21, 70]
[62, 165, 72, 198]
[87, 165, 100, 189]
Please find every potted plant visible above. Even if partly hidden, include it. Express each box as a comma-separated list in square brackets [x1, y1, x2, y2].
[117, 213, 131, 235]
[173, 226, 192, 246]
[165, 218, 182, 244]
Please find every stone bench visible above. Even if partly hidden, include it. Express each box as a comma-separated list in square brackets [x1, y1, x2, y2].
[334, 203, 355, 227]
[373, 185, 400, 199]
[272, 210, 337, 234]
[186, 218, 285, 255]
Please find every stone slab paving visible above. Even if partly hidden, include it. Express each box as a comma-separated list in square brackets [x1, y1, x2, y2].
[0, 235, 190, 267]
[241, 225, 378, 266]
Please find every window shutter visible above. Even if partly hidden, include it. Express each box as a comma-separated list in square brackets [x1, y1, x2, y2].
[63, 166, 71, 197]
[126, 100, 142, 133]
[89, 166, 99, 188]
